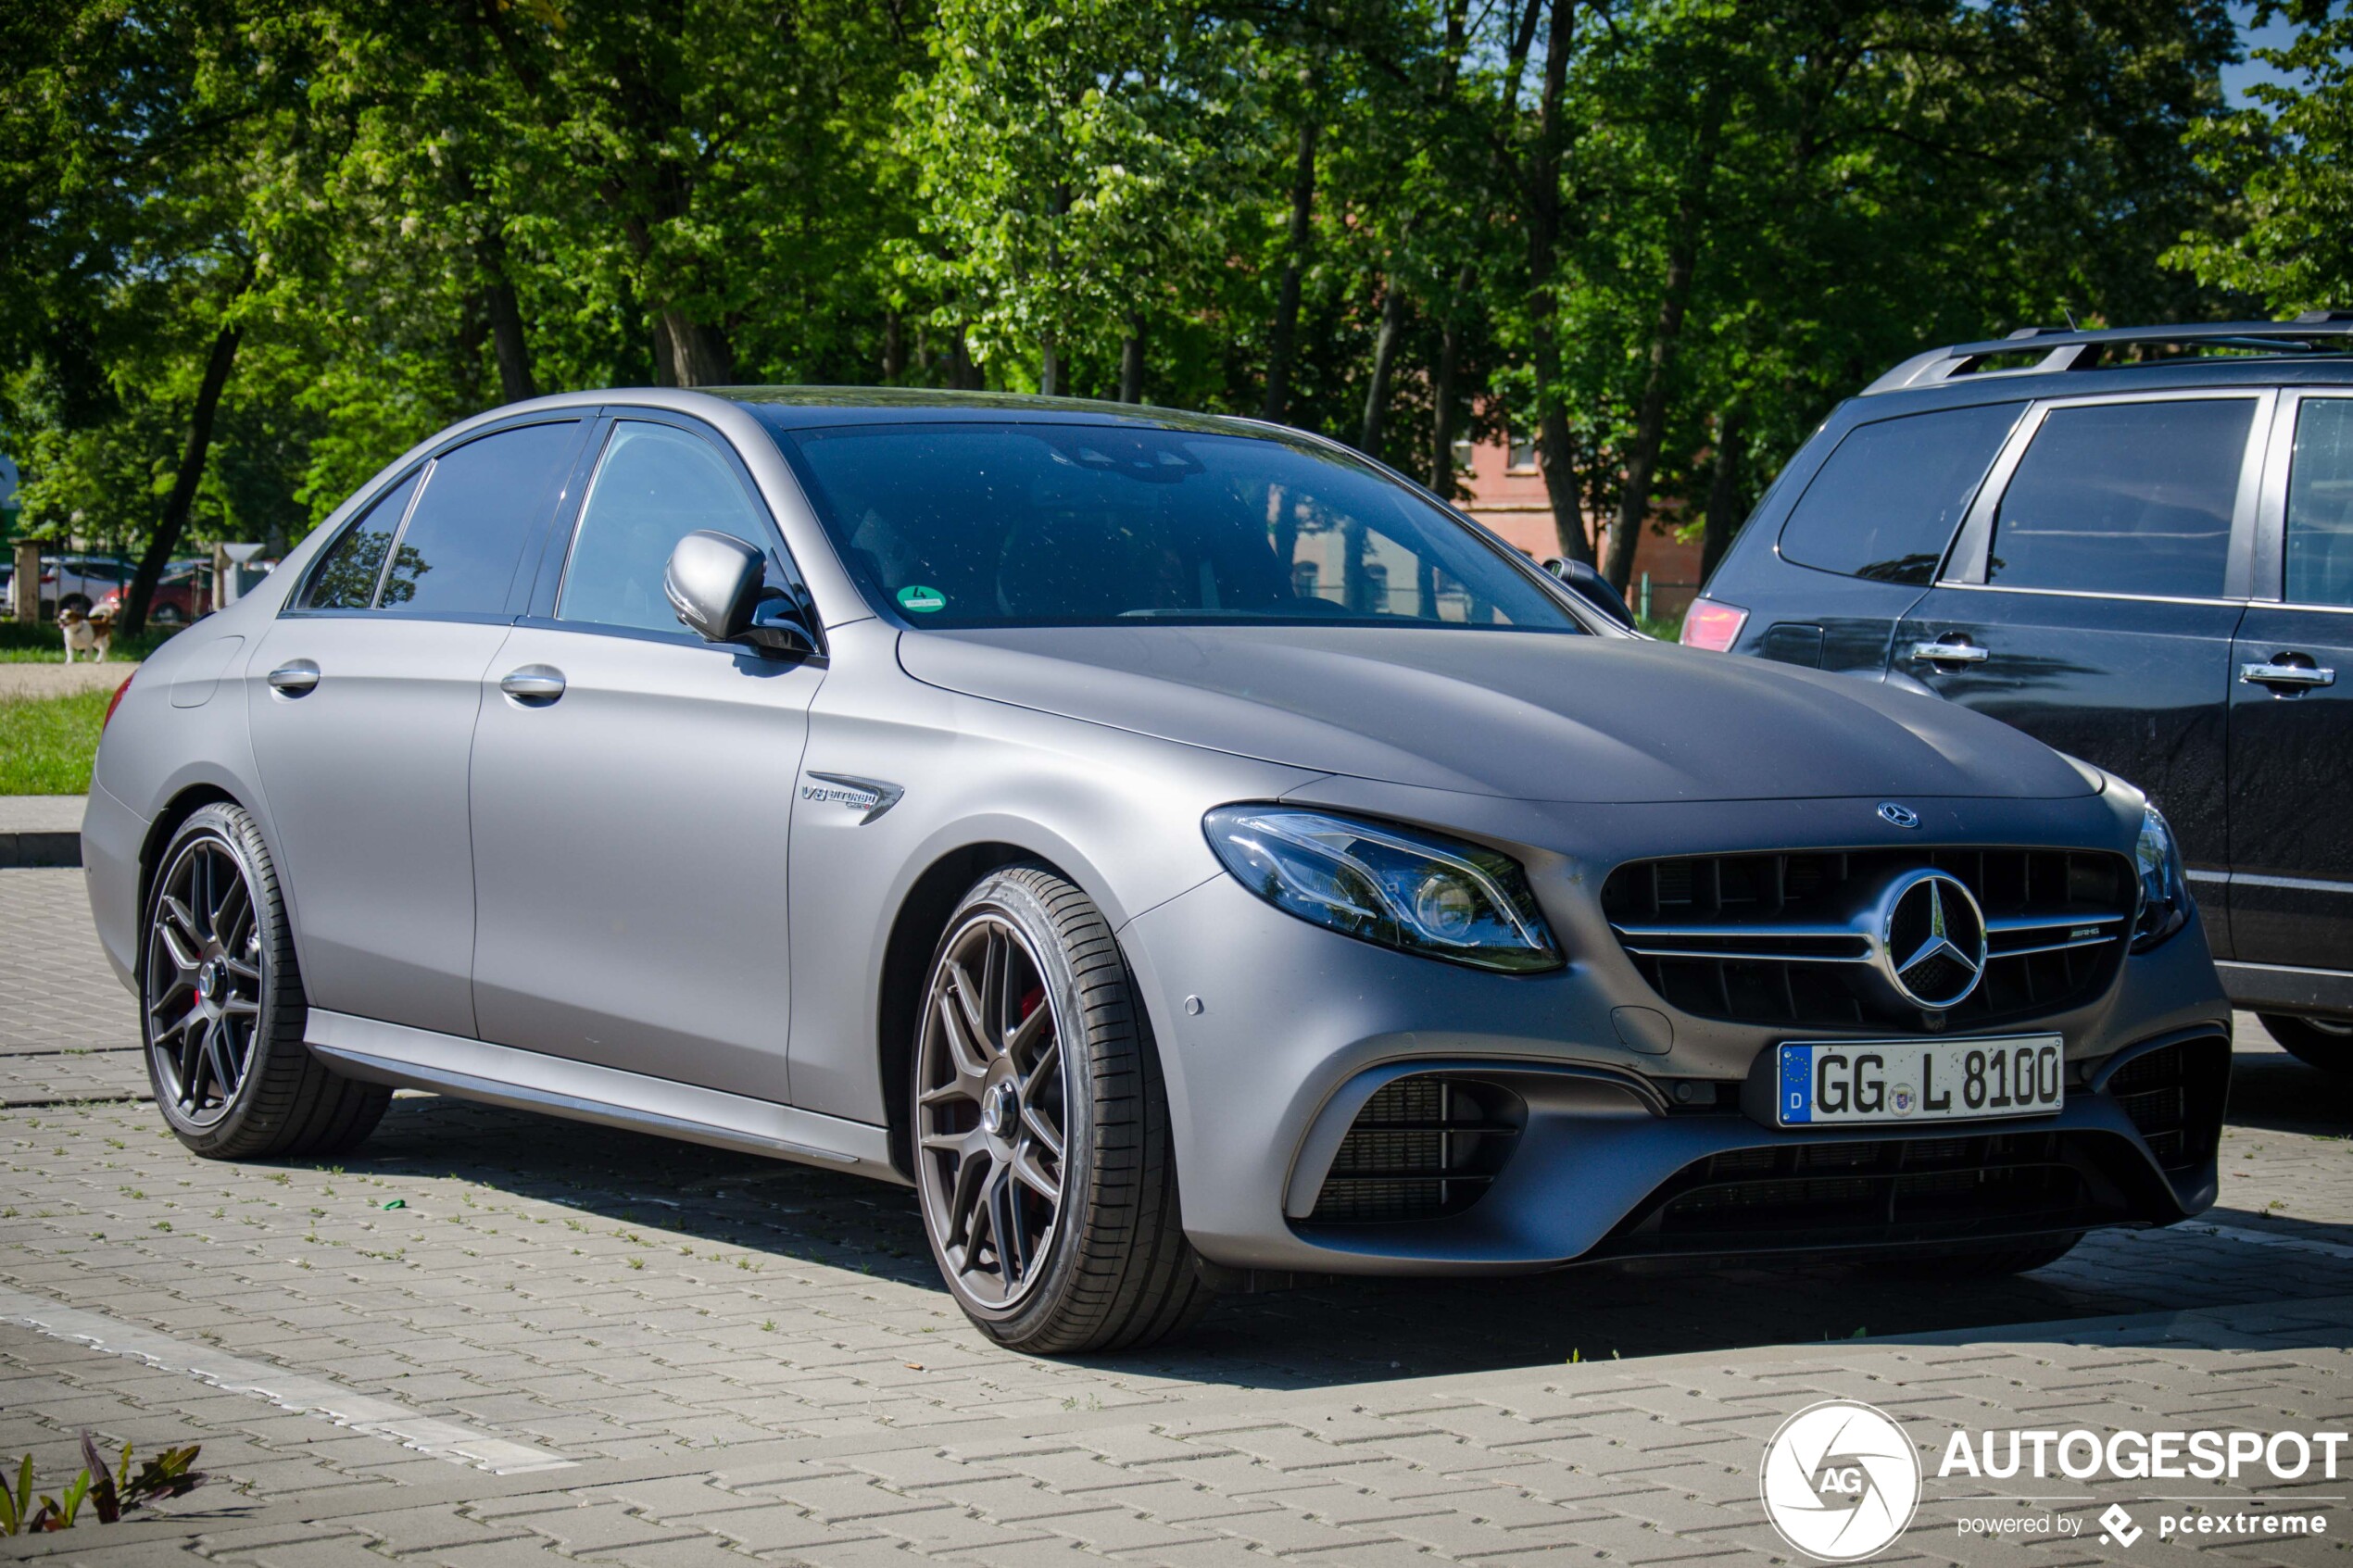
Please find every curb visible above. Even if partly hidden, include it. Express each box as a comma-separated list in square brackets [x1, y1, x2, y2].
[0, 830, 79, 869]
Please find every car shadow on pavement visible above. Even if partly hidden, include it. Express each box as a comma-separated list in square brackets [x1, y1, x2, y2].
[2227, 1047, 2353, 1135]
[299, 1090, 2353, 1391]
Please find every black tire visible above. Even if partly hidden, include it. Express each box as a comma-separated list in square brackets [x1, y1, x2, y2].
[2259, 1013, 2353, 1074]
[1866, 1234, 2081, 1280]
[150, 604, 186, 627]
[140, 803, 389, 1160]
[912, 865, 1214, 1354]
[59, 593, 90, 615]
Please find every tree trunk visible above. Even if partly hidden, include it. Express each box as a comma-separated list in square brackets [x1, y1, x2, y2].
[1038, 334, 1060, 397]
[1359, 278, 1405, 455]
[655, 307, 734, 388]
[484, 273, 536, 403]
[1602, 92, 1725, 596]
[1428, 320, 1462, 496]
[1699, 408, 1745, 583]
[1524, 0, 1592, 566]
[1120, 317, 1145, 403]
[882, 309, 905, 382]
[1261, 107, 1320, 425]
[122, 320, 240, 636]
[950, 327, 981, 391]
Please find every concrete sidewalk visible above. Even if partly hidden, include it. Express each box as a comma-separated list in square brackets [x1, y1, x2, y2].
[0, 793, 86, 868]
[0, 659, 140, 700]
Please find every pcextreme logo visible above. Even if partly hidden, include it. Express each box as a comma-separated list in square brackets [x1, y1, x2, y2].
[1758, 1400, 1922, 1562]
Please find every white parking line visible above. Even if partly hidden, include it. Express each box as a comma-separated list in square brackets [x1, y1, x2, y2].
[0, 1285, 573, 1474]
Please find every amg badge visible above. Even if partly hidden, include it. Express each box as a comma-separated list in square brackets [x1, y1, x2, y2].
[800, 772, 904, 825]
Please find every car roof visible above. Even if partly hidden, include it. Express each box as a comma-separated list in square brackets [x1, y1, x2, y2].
[707, 385, 1280, 439]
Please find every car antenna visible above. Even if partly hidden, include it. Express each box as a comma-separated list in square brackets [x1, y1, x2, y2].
[2061, 305, 2080, 331]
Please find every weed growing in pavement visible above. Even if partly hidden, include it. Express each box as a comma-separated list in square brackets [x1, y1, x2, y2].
[0, 1435, 204, 1535]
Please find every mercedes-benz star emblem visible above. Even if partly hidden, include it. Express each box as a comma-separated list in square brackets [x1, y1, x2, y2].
[1870, 869, 1987, 1011]
[1876, 802, 1920, 830]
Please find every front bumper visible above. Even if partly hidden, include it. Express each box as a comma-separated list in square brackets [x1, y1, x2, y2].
[1121, 799, 2231, 1277]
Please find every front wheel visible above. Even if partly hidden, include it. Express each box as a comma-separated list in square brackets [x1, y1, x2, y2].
[912, 866, 1213, 1353]
[142, 803, 389, 1159]
[2260, 1013, 2353, 1074]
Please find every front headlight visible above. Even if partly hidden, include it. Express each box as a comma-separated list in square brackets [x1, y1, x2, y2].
[1202, 806, 1563, 972]
[2131, 803, 2188, 951]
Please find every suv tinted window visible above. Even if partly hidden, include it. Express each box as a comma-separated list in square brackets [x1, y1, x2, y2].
[1779, 404, 2019, 583]
[302, 469, 420, 609]
[1988, 399, 2252, 597]
[380, 421, 578, 615]
[2287, 397, 2353, 608]
[560, 422, 774, 633]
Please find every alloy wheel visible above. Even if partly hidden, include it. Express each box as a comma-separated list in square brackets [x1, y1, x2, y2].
[914, 912, 1069, 1309]
[145, 834, 265, 1126]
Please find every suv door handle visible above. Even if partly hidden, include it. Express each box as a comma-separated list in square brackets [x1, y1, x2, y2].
[1909, 638, 1988, 666]
[498, 666, 566, 704]
[2241, 659, 2336, 691]
[265, 659, 320, 695]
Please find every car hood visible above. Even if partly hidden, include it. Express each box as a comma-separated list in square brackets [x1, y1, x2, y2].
[896, 626, 2095, 805]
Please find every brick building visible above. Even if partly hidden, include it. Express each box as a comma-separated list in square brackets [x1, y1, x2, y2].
[1450, 428, 1705, 624]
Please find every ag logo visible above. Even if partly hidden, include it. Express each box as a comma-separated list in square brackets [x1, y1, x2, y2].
[1759, 1399, 1921, 1562]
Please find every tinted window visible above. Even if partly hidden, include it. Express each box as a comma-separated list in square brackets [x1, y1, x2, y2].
[1779, 404, 2020, 583]
[560, 423, 774, 633]
[2287, 397, 2353, 608]
[380, 422, 578, 616]
[777, 422, 1580, 632]
[1988, 399, 2252, 597]
[302, 470, 419, 609]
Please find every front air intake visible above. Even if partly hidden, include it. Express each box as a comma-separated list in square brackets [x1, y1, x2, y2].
[1306, 1076, 1523, 1224]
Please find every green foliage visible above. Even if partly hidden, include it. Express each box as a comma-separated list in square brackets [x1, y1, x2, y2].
[0, 0, 2306, 599]
[0, 1436, 204, 1534]
[2169, 0, 2353, 311]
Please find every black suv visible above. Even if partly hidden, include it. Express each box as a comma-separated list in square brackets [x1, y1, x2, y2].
[1688, 318, 2353, 1069]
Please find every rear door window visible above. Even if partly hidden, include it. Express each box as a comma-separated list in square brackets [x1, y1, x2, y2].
[379, 421, 580, 616]
[301, 470, 420, 609]
[1777, 404, 2020, 583]
[1986, 399, 2254, 597]
[2285, 397, 2353, 608]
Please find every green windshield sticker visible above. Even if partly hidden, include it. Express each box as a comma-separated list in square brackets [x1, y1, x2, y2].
[897, 584, 947, 614]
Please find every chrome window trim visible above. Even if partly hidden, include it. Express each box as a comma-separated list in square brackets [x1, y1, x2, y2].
[1920, 581, 2252, 609]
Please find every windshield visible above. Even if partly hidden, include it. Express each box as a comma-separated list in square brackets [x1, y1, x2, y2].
[774, 421, 1582, 633]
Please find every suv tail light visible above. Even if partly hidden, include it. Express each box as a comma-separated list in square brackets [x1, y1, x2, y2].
[103, 672, 135, 730]
[1680, 599, 1748, 652]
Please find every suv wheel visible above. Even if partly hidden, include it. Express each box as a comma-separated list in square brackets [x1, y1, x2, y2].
[2260, 1013, 2353, 1074]
[142, 803, 389, 1159]
[912, 866, 1212, 1353]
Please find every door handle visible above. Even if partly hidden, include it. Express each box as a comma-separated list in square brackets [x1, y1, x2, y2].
[1908, 638, 1988, 666]
[265, 659, 320, 695]
[2241, 659, 2336, 692]
[498, 666, 566, 704]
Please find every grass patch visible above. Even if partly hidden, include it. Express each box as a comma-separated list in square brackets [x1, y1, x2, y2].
[0, 687, 111, 794]
[0, 623, 178, 664]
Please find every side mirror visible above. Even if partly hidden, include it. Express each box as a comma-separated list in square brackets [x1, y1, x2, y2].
[663, 531, 815, 657]
[1540, 556, 1639, 631]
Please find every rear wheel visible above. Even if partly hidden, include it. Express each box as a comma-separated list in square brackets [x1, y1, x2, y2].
[912, 866, 1212, 1353]
[2259, 1013, 2353, 1074]
[150, 603, 186, 627]
[142, 803, 389, 1160]
[1866, 1234, 2081, 1280]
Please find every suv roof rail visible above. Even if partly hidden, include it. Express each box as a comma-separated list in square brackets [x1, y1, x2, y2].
[1863, 316, 2353, 395]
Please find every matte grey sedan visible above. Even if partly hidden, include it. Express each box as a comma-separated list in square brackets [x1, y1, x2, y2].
[86, 390, 2231, 1352]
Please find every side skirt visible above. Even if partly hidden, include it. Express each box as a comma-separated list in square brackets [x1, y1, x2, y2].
[304, 1010, 903, 1183]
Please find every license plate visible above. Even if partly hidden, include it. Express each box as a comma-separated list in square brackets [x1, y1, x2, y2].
[1776, 1035, 2065, 1127]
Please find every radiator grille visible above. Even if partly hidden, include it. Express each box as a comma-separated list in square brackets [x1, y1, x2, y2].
[2107, 1038, 2226, 1172]
[1603, 847, 2134, 1030]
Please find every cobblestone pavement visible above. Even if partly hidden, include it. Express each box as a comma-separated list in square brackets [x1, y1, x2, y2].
[5, 865, 2352, 1565]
